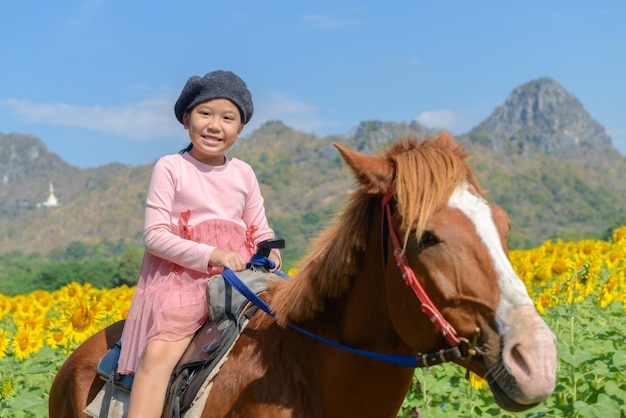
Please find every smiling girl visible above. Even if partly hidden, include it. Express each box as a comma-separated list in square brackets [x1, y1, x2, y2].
[117, 70, 281, 417]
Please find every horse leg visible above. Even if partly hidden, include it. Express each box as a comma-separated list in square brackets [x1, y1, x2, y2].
[49, 320, 125, 418]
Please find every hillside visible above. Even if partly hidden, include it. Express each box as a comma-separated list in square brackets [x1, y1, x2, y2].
[459, 77, 626, 246]
[1, 77, 625, 266]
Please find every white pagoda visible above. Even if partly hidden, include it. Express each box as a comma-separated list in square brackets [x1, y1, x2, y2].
[38, 182, 63, 208]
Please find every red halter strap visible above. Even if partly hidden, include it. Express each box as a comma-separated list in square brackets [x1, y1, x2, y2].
[381, 185, 461, 347]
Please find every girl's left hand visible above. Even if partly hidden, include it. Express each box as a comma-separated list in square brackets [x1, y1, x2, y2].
[268, 250, 281, 271]
[210, 249, 246, 271]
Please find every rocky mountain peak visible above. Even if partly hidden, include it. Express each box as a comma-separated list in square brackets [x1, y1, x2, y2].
[473, 77, 613, 155]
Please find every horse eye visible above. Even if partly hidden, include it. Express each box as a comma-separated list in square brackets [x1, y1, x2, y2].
[418, 232, 439, 248]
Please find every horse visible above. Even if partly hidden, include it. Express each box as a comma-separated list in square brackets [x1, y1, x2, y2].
[49, 132, 557, 417]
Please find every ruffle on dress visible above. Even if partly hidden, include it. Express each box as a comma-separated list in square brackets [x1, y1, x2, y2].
[117, 217, 256, 375]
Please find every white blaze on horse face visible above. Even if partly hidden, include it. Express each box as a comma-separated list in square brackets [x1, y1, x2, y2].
[447, 184, 534, 332]
[449, 184, 557, 403]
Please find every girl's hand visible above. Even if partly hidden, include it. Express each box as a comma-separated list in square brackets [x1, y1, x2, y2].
[210, 249, 246, 271]
[269, 250, 281, 271]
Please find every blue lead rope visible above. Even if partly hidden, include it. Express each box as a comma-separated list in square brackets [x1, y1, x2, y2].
[221, 267, 462, 368]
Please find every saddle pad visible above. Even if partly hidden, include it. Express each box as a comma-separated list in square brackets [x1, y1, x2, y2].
[207, 269, 278, 323]
[84, 384, 129, 418]
[84, 330, 241, 418]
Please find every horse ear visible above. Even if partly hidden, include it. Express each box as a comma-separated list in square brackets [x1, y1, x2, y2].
[333, 143, 394, 194]
[435, 130, 457, 148]
[436, 130, 468, 160]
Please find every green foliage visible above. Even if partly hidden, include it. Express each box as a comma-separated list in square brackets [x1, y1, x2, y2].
[539, 267, 625, 417]
[65, 240, 88, 260]
[2, 122, 626, 268]
[116, 246, 144, 287]
[465, 146, 626, 250]
[0, 347, 64, 417]
[0, 262, 624, 416]
[0, 240, 143, 296]
[398, 268, 626, 418]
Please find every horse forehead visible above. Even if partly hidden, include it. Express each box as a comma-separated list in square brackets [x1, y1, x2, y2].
[447, 184, 532, 309]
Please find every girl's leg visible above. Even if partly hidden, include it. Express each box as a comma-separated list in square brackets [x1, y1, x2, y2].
[127, 336, 192, 418]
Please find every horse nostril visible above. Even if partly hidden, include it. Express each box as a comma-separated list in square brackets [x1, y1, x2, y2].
[509, 343, 531, 377]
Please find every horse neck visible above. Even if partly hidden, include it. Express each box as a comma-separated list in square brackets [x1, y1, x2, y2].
[256, 200, 416, 416]
[311, 202, 411, 354]
[289, 203, 415, 415]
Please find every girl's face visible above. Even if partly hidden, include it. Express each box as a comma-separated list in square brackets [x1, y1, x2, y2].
[183, 98, 244, 165]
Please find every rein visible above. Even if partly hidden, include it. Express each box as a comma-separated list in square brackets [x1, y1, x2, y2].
[219, 184, 487, 370]
[221, 267, 462, 368]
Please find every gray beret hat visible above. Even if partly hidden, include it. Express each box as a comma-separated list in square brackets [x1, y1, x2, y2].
[174, 70, 254, 125]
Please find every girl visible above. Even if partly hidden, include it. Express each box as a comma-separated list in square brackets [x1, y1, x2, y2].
[117, 70, 281, 417]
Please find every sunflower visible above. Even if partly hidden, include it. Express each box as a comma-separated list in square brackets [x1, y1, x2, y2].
[49, 289, 65, 312]
[551, 253, 573, 278]
[60, 300, 106, 345]
[101, 285, 134, 322]
[0, 329, 10, 359]
[534, 257, 554, 283]
[46, 329, 70, 352]
[612, 226, 626, 243]
[0, 294, 11, 320]
[14, 316, 39, 331]
[0, 375, 15, 402]
[61, 281, 87, 299]
[30, 289, 53, 312]
[11, 326, 44, 361]
[468, 372, 487, 391]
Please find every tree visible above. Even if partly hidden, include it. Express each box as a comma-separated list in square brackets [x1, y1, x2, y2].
[66, 241, 88, 260]
[116, 246, 144, 286]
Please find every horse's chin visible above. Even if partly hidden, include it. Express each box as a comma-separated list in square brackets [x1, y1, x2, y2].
[486, 374, 540, 412]
[479, 356, 547, 413]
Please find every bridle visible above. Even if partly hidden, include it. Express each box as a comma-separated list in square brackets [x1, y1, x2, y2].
[221, 184, 481, 370]
[381, 184, 481, 372]
[381, 184, 461, 346]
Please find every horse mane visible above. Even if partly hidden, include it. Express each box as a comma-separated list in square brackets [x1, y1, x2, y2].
[271, 134, 484, 326]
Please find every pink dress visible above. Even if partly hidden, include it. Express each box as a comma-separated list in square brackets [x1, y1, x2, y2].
[117, 152, 278, 375]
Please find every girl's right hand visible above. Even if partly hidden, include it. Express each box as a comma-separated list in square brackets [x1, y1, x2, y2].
[209, 249, 246, 272]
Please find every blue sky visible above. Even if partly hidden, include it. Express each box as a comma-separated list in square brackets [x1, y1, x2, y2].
[1, 1, 625, 168]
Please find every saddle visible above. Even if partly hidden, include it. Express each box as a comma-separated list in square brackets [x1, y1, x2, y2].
[89, 268, 284, 418]
[164, 269, 282, 417]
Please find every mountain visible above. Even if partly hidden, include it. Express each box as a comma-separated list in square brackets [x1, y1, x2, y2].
[459, 77, 626, 246]
[1, 77, 625, 266]
[472, 77, 612, 154]
[0, 134, 150, 254]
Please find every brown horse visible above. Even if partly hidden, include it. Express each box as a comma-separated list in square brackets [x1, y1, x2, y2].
[49, 132, 557, 417]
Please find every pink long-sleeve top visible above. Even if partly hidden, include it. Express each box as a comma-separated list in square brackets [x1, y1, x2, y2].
[144, 152, 276, 271]
[117, 151, 278, 374]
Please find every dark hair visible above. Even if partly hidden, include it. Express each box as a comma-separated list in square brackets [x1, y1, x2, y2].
[179, 143, 193, 154]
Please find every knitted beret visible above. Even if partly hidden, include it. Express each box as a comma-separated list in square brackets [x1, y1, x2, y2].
[174, 70, 254, 125]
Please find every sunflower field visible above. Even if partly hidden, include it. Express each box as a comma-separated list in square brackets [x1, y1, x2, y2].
[1, 227, 625, 417]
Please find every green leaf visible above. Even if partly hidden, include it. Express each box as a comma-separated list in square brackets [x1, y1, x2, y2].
[602, 380, 626, 399]
[611, 350, 626, 366]
[6, 392, 45, 413]
[558, 348, 594, 368]
[575, 394, 621, 418]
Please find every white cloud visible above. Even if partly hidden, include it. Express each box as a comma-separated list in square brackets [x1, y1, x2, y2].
[248, 93, 341, 134]
[1, 92, 341, 141]
[2, 97, 180, 140]
[415, 108, 482, 134]
[415, 110, 458, 129]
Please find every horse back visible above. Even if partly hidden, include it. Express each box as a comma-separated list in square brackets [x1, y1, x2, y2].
[200, 311, 320, 418]
[49, 320, 125, 418]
